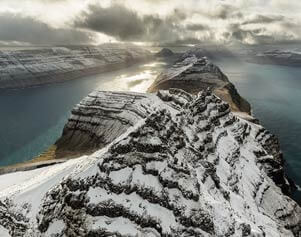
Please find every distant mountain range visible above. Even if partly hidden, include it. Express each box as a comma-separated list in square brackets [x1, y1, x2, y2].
[0, 44, 152, 89]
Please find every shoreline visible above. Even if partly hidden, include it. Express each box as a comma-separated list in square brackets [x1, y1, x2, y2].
[0, 111, 258, 174]
[0, 145, 60, 175]
[0, 57, 152, 90]
[0, 60, 300, 206]
[0, 158, 67, 176]
[0, 58, 154, 172]
[0, 55, 273, 174]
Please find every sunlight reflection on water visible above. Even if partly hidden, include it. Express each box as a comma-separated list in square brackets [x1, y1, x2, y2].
[0, 58, 174, 167]
[143, 62, 168, 68]
[96, 62, 167, 93]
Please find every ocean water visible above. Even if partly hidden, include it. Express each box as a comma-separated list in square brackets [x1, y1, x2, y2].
[0, 58, 174, 166]
[0, 54, 300, 203]
[216, 58, 301, 202]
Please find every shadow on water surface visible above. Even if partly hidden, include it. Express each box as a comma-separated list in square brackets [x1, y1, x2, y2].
[0, 58, 175, 166]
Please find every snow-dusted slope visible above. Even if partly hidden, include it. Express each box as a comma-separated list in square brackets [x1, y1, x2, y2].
[0, 44, 151, 89]
[0, 89, 300, 236]
[54, 91, 152, 158]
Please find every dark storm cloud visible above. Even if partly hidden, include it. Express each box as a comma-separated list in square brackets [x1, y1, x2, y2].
[74, 4, 145, 40]
[242, 14, 285, 25]
[186, 24, 208, 31]
[227, 24, 294, 44]
[36, 0, 66, 2]
[229, 24, 264, 42]
[157, 37, 204, 46]
[200, 4, 243, 20]
[74, 4, 187, 42]
[0, 13, 93, 45]
[214, 5, 239, 19]
[72, 1, 299, 46]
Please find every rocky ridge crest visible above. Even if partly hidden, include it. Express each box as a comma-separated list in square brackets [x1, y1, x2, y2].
[148, 52, 251, 115]
[0, 89, 300, 236]
[0, 49, 300, 236]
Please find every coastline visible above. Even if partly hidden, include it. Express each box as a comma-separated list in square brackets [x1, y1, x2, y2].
[0, 51, 299, 206]
[0, 55, 287, 175]
[2, 89, 297, 236]
[0, 145, 62, 175]
[0, 111, 258, 174]
[0, 57, 152, 90]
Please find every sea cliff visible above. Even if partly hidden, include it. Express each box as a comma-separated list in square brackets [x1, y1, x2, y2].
[148, 50, 251, 116]
[0, 49, 300, 236]
[0, 44, 151, 89]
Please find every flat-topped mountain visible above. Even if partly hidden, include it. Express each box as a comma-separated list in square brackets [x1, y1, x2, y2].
[0, 89, 300, 236]
[148, 53, 251, 115]
[248, 49, 301, 66]
[0, 44, 151, 89]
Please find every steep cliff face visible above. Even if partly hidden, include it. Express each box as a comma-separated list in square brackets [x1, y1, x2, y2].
[51, 54, 251, 159]
[0, 89, 300, 236]
[148, 53, 251, 115]
[55, 91, 152, 158]
[0, 44, 151, 89]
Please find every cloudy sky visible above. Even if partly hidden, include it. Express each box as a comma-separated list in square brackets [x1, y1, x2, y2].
[0, 0, 300, 46]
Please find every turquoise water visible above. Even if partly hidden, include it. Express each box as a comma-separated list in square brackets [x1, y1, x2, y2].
[216, 59, 301, 202]
[0, 59, 173, 166]
[0, 55, 300, 203]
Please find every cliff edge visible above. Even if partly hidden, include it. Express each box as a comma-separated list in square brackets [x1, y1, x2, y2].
[0, 49, 300, 236]
[0, 89, 300, 236]
[0, 44, 151, 89]
[148, 51, 251, 116]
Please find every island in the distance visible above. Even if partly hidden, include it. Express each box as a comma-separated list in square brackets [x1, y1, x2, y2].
[0, 44, 152, 89]
[247, 49, 301, 66]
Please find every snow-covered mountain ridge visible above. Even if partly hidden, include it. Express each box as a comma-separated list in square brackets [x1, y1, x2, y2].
[0, 88, 300, 236]
[148, 53, 251, 115]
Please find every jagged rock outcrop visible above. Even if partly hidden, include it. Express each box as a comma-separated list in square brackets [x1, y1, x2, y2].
[0, 44, 151, 89]
[0, 89, 300, 236]
[55, 91, 152, 158]
[148, 52, 251, 115]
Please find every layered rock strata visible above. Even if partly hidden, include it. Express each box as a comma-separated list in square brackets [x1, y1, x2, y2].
[148, 52, 251, 114]
[0, 44, 151, 89]
[0, 89, 300, 236]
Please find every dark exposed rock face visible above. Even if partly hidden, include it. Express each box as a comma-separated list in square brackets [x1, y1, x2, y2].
[0, 44, 151, 89]
[155, 48, 175, 57]
[1, 46, 300, 236]
[0, 200, 29, 237]
[55, 91, 152, 158]
[0, 89, 300, 236]
[148, 52, 251, 115]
